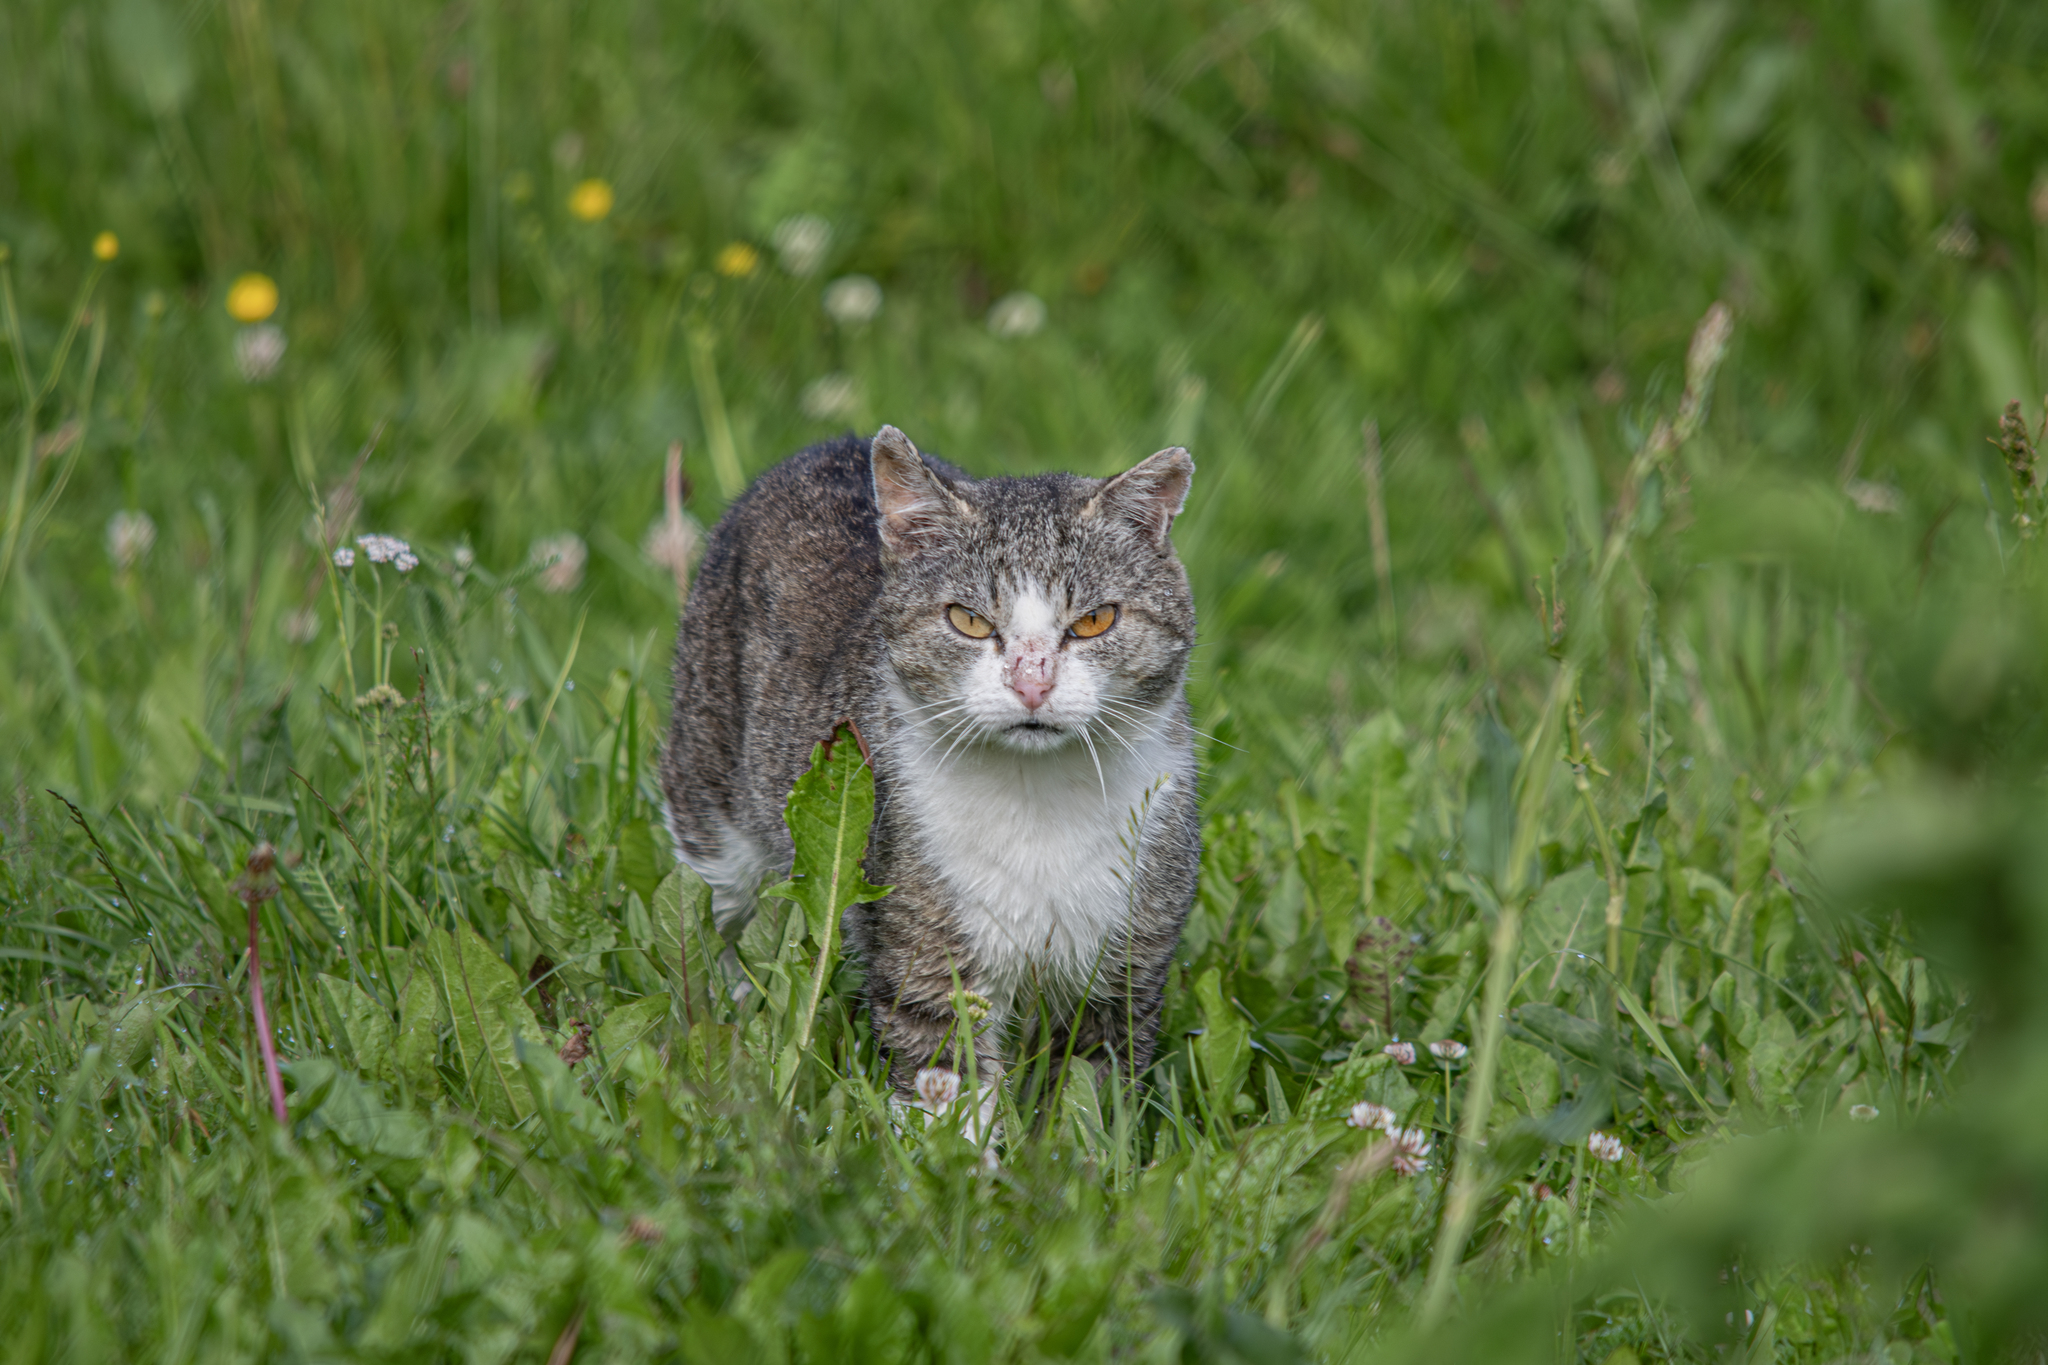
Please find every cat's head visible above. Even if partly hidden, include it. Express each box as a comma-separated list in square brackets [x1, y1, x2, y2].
[868, 425, 1195, 756]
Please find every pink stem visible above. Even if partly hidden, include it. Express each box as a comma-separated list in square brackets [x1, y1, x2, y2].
[249, 897, 289, 1126]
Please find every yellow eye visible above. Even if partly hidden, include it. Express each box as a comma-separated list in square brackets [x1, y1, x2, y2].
[1069, 605, 1117, 639]
[946, 604, 994, 639]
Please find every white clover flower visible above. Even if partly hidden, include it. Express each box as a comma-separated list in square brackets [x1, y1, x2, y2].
[1848, 1103, 1880, 1122]
[823, 274, 882, 325]
[105, 510, 156, 570]
[1587, 1130, 1625, 1162]
[234, 324, 287, 382]
[1387, 1126, 1432, 1176]
[1429, 1040, 1468, 1062]
[531, 533, 587, 593]
[772, 214, 833, 277]
[355, 533, 413, 565]
[1383, 1040, 1416, 1065]
[914, 1067, 960, 1111]
[799, 373, 861, 422]
[1347, 1101, 1395, 1132]
[333, 547, 356, 568]
[987, 290, 1046, 338]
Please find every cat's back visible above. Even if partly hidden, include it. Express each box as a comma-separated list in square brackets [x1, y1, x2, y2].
[661, 436, 884, 904]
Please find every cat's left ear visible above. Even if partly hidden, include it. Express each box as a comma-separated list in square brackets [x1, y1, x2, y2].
[1086, 447, 1194, 549]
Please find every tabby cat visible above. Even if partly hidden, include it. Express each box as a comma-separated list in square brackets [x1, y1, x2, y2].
[661, 425, 1199, 1107]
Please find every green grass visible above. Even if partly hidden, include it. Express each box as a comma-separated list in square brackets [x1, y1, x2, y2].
[5, 0, 2048, 1359]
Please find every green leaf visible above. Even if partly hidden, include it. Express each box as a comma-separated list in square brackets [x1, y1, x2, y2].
[424, 925, 545, 1122]
[1298, 833, 1361, 968]
[1192, 967, 1251, 1126]
[758, 724, 889, 1094]
[1337, 711, 1413, 904]
[616, 818, 665, 906]
[595, 994, 670, 1066]
[392, 961, 446, 1100]
[314, 973, 394, 1074]
[648, 865, 716, 1011]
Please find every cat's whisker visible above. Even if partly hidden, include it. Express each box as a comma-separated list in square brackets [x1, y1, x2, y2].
[908, 714, 978, 768]
[1077, 727, 1109, 804]
[898, 692, 970, 719]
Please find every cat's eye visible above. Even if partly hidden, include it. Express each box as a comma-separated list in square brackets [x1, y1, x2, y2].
[1069, 605, 1118, 639]
[946, 605, 994, 639]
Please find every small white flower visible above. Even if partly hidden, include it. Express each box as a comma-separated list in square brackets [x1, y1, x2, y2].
[1588, 1130, 1626, 1162]
[1383, 1041, 1416, 1065]
[799, 373, 861, 422]
[1429, 1040, 1468, 1062]
[332, 547, 356, 568]
[987, 290, 1046, 338]
[1347, 1101, 1395, 1132]
[105, 510, 156, 570]
[453, 545, 475, 570]
[355, 533, 413, 565]
[1848, 1103, 1880, 1122]
[393, 551, 419, 573]
[531, 533, 587, 593]
[914, 1067, 960, 1111]
[235, 323, 287, 381]
[1845, 480, 1903, 515]
[1387, 1126, 1432, 1176]
[772, 214, 833, 277]
[281, 608, 319, 644]
[823, 274, 883, 325]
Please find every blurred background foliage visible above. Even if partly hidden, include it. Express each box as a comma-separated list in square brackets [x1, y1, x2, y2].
[3, 0, 2048, 1360]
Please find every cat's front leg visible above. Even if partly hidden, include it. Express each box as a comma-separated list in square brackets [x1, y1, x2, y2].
[1044, 950, 1176, 1101]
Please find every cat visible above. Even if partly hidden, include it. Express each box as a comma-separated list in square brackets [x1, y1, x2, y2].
[660, 424, 1200, 1110]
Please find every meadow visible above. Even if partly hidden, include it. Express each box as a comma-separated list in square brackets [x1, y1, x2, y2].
[4, 0, 2048, 1359]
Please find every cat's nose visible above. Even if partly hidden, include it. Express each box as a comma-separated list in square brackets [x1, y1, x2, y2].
[1006, 648, 1058, 711]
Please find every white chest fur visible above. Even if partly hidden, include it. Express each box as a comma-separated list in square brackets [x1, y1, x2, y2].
[889, 702, 1182, 1013]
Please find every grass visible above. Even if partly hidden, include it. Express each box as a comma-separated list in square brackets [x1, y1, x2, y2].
[4, 0, 2048, 1359]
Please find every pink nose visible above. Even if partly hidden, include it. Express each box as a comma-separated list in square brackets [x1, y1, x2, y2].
[1007, 650, 1057, 711]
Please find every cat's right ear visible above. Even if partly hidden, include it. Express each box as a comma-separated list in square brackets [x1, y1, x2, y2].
[870, 425, 966, 558]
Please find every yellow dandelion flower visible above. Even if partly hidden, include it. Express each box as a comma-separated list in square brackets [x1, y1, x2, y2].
[715, 242, 760, 278]
[567, 178, 614, 222]
[226, 273, 279, 323]
[93, 232, 120, 261]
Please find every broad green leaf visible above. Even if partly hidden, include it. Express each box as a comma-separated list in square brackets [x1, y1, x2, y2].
[1297, 833, 1360, 968]
[616, 817, 665, 906]
[1525, 862, 1604, 974]
[595, 994, 670, 1066]
[392, 963, 445, 1099]
[314, 973, 393, 1074]
[425, 925, 544, 1122]
[1337, 711, 1413, 904]
[1192, 967, 1251, 1126]
[758, 725, 889, 1093]
[649, 865, 717, 1013]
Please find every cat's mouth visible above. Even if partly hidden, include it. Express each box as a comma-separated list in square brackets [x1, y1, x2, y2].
[1010, 720, 1061, 733]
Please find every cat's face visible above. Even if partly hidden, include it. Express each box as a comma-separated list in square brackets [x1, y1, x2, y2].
[868, 427, 1195, 757]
